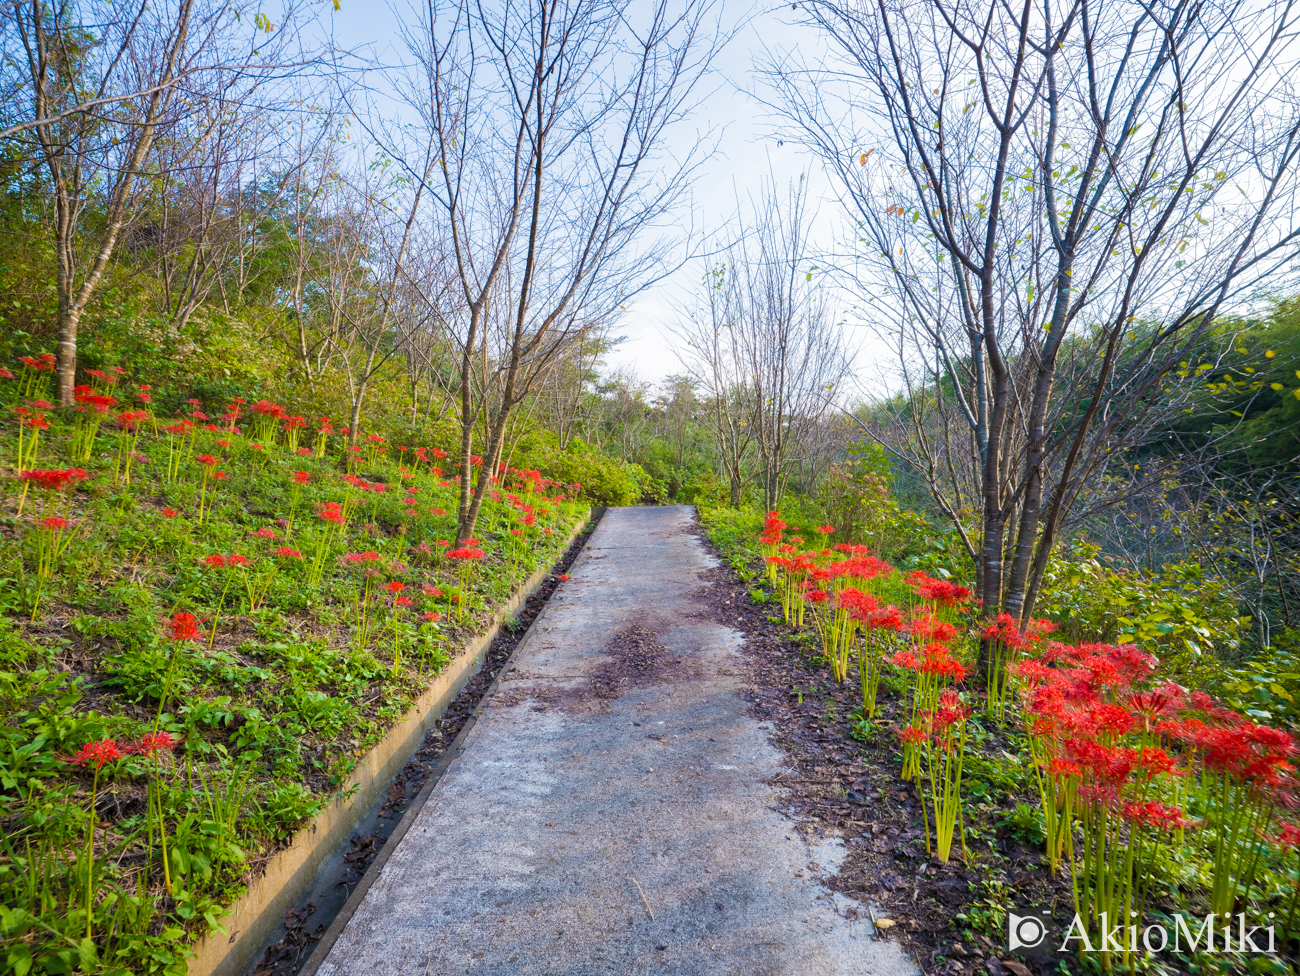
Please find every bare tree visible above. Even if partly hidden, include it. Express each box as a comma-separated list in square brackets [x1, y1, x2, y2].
[313, 153, 441, 445]
[3, 0, 321, 405]
[675, 261, 757, 505]
[386, 0, 725, 540]
[765, 0, 1300, 620]
[676, 175, 849, 508]
[741, 177, 849, 509]
[135, 88, 336, 333]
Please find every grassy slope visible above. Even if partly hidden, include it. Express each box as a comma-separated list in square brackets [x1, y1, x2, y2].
[0, 389, 587, 976]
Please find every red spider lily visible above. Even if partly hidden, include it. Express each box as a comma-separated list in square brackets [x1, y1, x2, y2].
[445, 546, 485, 621]
[161, 508, 177, 518]
[898, 726, 926, 745]
[192, 453, 224, 522]
[892, 649, 921, 671]
[65, 738, 122, 770]
[18, 468, 90, 492]
[393, 596, 413, 608]
[387, 581, 406, 593]
[29, 509, 77, 610]
[64, 736, 126, 933]
[316, 501, 345, 525]
[273, 547, 303, 559]
[127, 732, 175, 757]
[254, 527, 276, 539]
[73, 390, 116, 413]
[917, 690, 970, 863]
[166, 612, 201, 642]
[558, 574, 570, 581]
[907, 613, 959, 644]
[295, 471, 310, 484]
[816, 525, 835, 535]
[341, 551, 380, 564]
[422, 611, 441, 622]
[982, 613, 1022, 646]
[115, 408, 149, 430]
[202, 555, 248, 648]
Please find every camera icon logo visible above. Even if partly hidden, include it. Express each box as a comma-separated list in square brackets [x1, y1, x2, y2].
[1007, 913, 1051, 955]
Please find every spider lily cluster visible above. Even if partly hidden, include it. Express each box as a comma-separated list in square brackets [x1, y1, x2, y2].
[1, 359, 589, 973]
[754, 510, 1300, 969]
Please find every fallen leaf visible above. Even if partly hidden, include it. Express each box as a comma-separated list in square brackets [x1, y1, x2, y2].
[874, 918, 897, 930]
[1000, 961, 1033, 976]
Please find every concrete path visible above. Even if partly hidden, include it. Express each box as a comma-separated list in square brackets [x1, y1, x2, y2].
[312, 506, 915, 976]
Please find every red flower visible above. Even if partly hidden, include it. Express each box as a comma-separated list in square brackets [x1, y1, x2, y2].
[195, 454, 217, 466]
[273, 547, 303, 559]
[18, 468, 90, 492]
[294, 471, 310, 484]
[422, 611, 441, 622]
[558, 574, 570, 581]
[387, 581, 406, 593]
[816, 525, 835, 535]
[1271, 822, 1300, 851]
[213, 471, 228, 480]
[128, 732, 175, 757]
[394, 596, 413, 608]
[64, 739, 122, 770]
[166, 611, 201, 642]
[1121, 800, 1196, 832]
[861, 605, 904, 631]
[204, 554, 228, 568]
[161, 508, 177, 518]
[341, 551, 380, 564]
[898, 726, 926, 745]
[41, 516, 68, 530]
[316, 502, 345, 524]
[254, 527, 276, 539]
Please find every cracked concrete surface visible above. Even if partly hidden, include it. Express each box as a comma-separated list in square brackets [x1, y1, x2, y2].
[313, 506, 916, 976]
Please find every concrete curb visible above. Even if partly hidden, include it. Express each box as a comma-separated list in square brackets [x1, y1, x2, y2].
[187, 513, 590, 976]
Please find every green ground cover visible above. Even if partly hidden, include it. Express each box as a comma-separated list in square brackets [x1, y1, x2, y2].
[0, 372, 587, 976]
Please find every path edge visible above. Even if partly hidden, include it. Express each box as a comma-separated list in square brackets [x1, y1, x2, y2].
[295, 507, 607, 976]
[189, 511, 595, 976]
